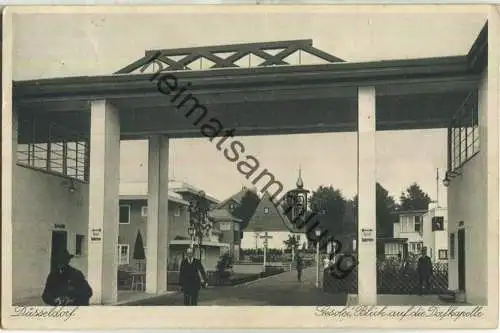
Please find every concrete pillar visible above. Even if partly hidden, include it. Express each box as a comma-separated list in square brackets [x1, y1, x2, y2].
[146, 135, 169, 294]
[87, 100, 120, 304]
[2, 11, 15, 306]
[486, 6, 500, 306]
[357, 86, 377, 305]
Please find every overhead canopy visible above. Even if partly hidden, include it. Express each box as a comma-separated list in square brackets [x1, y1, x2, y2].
[12, 23, 487, 143]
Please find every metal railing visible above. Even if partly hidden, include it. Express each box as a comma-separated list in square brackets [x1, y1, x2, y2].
[16, 120, 89, 182]
[447, 90, 480, 172]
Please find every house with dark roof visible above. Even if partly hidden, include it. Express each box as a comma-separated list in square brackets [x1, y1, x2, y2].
[210, 186, 259, 261]
[242, 192, 308, 250]
[208, 209, 242, 261]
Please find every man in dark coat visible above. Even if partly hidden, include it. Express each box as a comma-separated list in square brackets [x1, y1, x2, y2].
[42, 248, 93, 306]
[179, 247, 207, 306]
[417, 247, 433, 295]
[296, 252, 304, 282]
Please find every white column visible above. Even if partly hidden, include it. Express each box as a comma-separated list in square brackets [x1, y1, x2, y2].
[487, 6, 500, 305]
[2, 12, 15, 305]
[357, 86, 377, 305]
[87, 100, 120, 304]
[146, 135, 169, 294]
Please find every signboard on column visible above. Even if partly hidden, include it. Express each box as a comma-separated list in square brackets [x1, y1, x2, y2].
[361, 228, 374, 242]
[90, 228, 102, 242]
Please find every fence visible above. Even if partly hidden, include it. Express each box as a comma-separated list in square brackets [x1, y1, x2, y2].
[324, 261, 448, 295]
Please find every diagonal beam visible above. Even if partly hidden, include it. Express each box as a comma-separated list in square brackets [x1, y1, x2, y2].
[259, 44, 302, 66]
[301, 44, 345, 63]
[114, 52, 161, 74]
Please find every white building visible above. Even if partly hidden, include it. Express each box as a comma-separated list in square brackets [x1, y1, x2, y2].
[386, 206, 449, 263]
[422, 203, 449, 262]
[391, 210, 426, 256]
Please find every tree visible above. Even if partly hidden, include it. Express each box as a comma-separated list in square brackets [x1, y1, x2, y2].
[376, 183, 398, 238]
[232, 189, 260, 239]
[399, 182, 432, 211]
[309, 186, 347, 240]
[283, 234, 300, 261]
[348, 182, 398, 238]
[342, 198, 357, 235]
[133, 230, 146, 270]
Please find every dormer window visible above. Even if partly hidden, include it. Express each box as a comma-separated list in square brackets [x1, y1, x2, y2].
[229, 203, 235, 211]
[264, 207, 269, 214]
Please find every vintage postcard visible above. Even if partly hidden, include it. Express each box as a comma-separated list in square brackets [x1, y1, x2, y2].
[1, 4, 499, 330]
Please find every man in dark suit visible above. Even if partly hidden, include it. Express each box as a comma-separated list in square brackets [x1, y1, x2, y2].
[296, 252, 304, 282]
[179, 247, 207, 306]
[417, 247, 433, 295]
[42, 248, 93, 306]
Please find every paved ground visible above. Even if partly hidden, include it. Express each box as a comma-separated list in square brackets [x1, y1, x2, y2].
[346, 294, 449, 306]
[122, 267, 348, 306]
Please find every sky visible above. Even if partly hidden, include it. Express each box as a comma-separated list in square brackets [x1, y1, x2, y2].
[119, 128, 448, 205]
[12, 7, 487, 206]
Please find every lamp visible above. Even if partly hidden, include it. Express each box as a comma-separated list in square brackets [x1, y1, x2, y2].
[442, 169, 461, 187]
[315, 228, 322, 288]
[442, 177, 450, 187]
[62, 179, 76, 193]
[69, 181, 76, 193]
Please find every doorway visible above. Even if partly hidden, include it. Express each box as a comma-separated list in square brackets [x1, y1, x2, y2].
[51, 230, 68, 271]
[457, 228, 466, 291]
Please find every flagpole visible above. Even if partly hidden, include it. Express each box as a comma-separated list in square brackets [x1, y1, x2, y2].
[436, 168, 439, 208]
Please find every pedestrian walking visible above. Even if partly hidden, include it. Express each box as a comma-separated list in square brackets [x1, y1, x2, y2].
[296, 252, 304, 282]
[417, 248, 433, 295]
[179, 247, 208, 306]
[42, 248, 93, 306]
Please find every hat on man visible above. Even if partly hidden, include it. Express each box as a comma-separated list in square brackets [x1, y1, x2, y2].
[53, 248, 74, 264]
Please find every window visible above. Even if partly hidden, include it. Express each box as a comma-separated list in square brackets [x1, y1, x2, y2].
[16, 119, 90, 182]
[234, 223, 240, 231]
[141, 206, 148, 217]
[220, 222, 231, 231]
[264, 207, 270, 214]
[119, 205, 130, 224]
[414, 216, 422, 233]
[450, 233, 455, 259]
[385, 243, 400, 258]
[75, 234, 84, 256]
[117, 244, 130, 265]
[432, 216, 445, 231]
[400, 216, 414, 233]
[174, 206, 182, 217]
[448, 90, 479, 172]
[438, 249, 448, 260]
[229, 203, 235, 211]
[409, 242, 423, 253]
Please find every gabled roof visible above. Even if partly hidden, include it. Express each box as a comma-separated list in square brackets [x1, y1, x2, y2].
[245, 192, 304, 233]
[214, 187, 249, 209]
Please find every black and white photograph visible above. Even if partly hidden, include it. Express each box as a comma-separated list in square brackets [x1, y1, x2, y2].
[1, 4, 499, 330]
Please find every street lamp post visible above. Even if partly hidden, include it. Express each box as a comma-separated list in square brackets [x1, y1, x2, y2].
[315, 228, 322, 288]
[284, 168, 328, 289]
[188, 190, 213, 261]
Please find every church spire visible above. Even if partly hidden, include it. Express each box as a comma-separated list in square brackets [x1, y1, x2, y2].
[296, 166, 304, 189]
